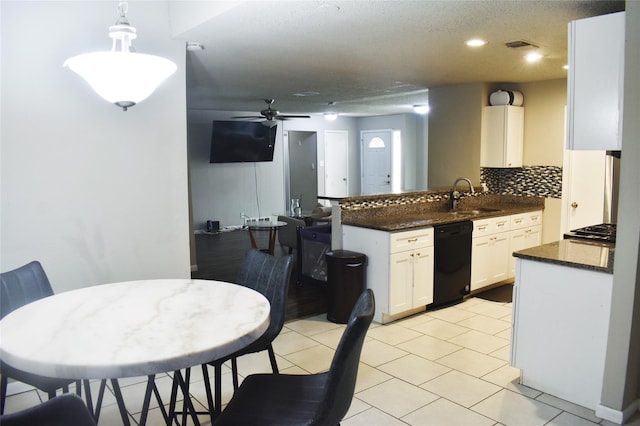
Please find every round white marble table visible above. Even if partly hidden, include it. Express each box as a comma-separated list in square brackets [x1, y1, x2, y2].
[0, 279, 270, 425]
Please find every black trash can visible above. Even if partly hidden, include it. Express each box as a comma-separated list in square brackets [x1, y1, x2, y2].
[325, 250, 367, 324]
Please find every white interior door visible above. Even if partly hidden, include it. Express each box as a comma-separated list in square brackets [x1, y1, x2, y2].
[361, 130, 392, 195]
[561, 149, 606, 234]
[324, 130, 348, 197]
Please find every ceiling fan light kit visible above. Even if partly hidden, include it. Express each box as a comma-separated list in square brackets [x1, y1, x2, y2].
[64, 1, 177, 111]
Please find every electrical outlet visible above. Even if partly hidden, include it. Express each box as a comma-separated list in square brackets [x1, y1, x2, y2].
[258, 217, 270, 222]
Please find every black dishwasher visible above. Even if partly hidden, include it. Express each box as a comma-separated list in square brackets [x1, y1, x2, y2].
[433, 221, 473, 306]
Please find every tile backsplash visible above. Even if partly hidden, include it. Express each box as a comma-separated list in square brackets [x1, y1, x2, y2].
[481, 166, 562, 199]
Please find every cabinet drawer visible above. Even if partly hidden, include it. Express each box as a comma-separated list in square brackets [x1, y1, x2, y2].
[473, 216, 510, 236]
[511, 210, 543, 230]
[390, 228, 433, 252]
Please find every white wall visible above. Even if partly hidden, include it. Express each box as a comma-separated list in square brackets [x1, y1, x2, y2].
[187, 111, 428, 229]
[188, 111, 360, 229]
[0, 2, 190, 292]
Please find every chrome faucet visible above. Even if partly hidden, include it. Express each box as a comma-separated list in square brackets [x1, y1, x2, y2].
[451, 177, 475, 210]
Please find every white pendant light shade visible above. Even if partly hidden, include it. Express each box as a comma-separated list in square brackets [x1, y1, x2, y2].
[64, 52, 177, 110]
[64, 2, 177, 111]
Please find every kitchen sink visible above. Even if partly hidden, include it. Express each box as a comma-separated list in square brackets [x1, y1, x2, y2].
[449, 207, 501, 216]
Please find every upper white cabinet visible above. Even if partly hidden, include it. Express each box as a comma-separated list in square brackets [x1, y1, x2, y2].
[481, 105, 524, 167]
[567, 12, 625, 151]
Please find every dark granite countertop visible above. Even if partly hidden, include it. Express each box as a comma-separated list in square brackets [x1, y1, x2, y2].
[513, 239, 615, 274]
[342, 203, 543, 232]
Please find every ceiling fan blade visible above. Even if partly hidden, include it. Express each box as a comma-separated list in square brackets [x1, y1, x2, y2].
[276, 114, 311, 119]
[231, 115, 264, 119]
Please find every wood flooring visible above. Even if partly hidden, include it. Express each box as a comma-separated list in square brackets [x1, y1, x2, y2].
[191, 229, 328, 321]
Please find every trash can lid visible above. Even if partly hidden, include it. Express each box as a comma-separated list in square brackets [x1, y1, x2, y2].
[326, 250, 367, 260]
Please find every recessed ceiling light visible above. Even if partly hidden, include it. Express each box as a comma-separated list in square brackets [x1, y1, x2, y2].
[466, 39, 487, 47]
[525, 52, 543, 63]
[563, 64, 569, 70]
[324, 112, 338, 121]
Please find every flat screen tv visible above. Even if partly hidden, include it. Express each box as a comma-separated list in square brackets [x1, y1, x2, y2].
[209, 121, 277, 163]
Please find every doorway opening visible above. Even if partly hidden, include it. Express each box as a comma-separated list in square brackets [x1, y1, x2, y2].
[286, 131, 318, 214]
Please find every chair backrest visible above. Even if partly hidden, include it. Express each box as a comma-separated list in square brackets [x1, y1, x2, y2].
[0, 261, 54, 320]
[277, 215, 305, 249]
[236, 249, 293, 340]
[313, 289, 374, 425]
[0, 393, 96, 426]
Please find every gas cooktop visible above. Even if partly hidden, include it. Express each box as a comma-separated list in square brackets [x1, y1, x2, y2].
[565, 223, 616, 243]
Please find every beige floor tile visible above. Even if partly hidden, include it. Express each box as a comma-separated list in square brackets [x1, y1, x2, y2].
[309, 326, 348, 349]
[343, 396, 371, 419]
[489, 344, 511, 361]
[436, 348, 507, 377]
[421, 370, 501, 407]
[272, 330, 320, 355]
[377, 354, 450, 385]
[535, 393, 601, 423]
[456, 314, 512, 334]
[1, 390, 42, 415]
[356, 377, 438, 418]
[342, 406, 408, 425]
[456, 297, 485, 308]
[284, 315, 342, 336]
[402, 397, 495, 426]
[394, 312, 434, 329]
[472, 389, 562, 426]
[495, 327, 513, 340]
[464, 300, 514, 319]
[396, 334, 462, 360]
[546, 411, 600, 425]
[409, 317, 470, 340]
[115, 374, 176, 414]
[354, 363, 393, 393]
[447, 329, 510, 354]
[480, 364, 521, 388]
[283, 344, 335, 373]
[360, 339, 408, 367]
[426, 306, 477, 323]
[366, 323, 423, 345]
[96, 400, 136, 425]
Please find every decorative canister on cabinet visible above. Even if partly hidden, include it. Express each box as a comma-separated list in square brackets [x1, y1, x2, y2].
[490, 90, 524, 106]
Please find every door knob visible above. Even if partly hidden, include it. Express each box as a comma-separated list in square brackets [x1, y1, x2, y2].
[571, 202, 578, 208]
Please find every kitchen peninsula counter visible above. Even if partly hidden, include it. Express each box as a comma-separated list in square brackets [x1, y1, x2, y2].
[513, 239, 614, 273]
[511, 238, 615, 411]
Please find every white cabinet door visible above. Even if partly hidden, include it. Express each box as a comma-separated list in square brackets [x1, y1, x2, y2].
[389, 251, 414, 315]
[481, 106, 524, 167]
[490, 232, 510, 283]
[567, 12, 625, 150]
[471, 235, 492, 291]
[413, 246, 434, 307]
[509, 226, 542, 277]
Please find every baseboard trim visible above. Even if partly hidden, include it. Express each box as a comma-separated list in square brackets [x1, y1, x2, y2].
[596, 399, 639, 424]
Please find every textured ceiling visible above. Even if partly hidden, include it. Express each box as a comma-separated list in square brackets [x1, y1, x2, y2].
[176, 0, 624, 117]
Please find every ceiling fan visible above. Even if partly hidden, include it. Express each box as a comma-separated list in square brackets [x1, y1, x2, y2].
[233, 99, 310, 127]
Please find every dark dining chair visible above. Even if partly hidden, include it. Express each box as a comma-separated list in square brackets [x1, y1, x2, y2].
[173, 249, 293, 423]
[213, 289, 375, 426]
[277, 215, 306, 254]
[0, 393, 96, 426]
[0, 261, 81, 414]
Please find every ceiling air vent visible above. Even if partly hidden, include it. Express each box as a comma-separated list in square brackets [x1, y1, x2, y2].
[505, 40, 538, 49]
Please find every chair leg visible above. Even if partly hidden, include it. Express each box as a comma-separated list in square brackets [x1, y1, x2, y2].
[267, 344, 279, 374]
[231, 358, 239, 390]
[201, 364, 216, 425]
[0, 375, 7, 415]
[214, 362, 223, 417]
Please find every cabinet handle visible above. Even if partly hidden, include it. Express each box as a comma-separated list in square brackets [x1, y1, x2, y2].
[515, 219, 523, 224]
[407, 238, 418, 243]
[478, 225, 487, 231]
[571, 202, 578, 208]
